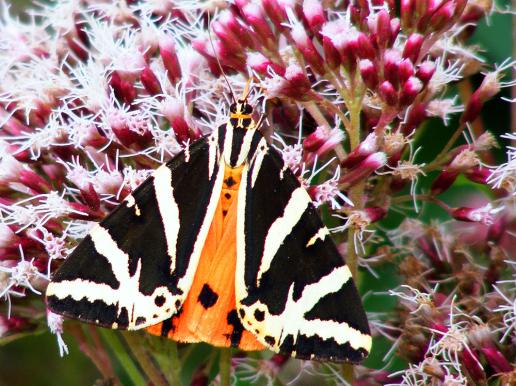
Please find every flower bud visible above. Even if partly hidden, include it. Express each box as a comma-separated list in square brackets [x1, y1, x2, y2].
[376, 10, 392, 48]
[261, 0, 290, 29]
[379, 81, 398, 106]
[403, 33, 424, 64]
[110, 72, 137, 104]
[161, 98, 191, 143]
[399, 76, 423, 106]
[384, 49, 402, 87]
[464, 167, 491, 185]
[159, 35, 182, 85]
[461, 70, 504, 124]
[398, 59, 415, 83]
[431, 169, 460, 195]
[303, 0, 325, 33]
[480, 346, 513, 373]
[356, 33, 376, 60]
[359, 60, 379, 90]
[80, 183, 101, 211]
[431, 2, 455, 31]
[340, 152, 387, 186]
[242, 3, 275, 43]
[451, 204, 502, 226]
[290, 20, 325, 74]
[140, 66, 162, 95]
[19, 170, 51, 194]
[303, 126, 345, 158]
[416, 61, 436, 85]
[401, 0, 415, 29]
[341, 132, 378, 168]
[322, 35, 341, 69]
[247, 52, 285, 76]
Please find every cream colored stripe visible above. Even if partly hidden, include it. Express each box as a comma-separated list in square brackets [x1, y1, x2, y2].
[153, 165, 180, 272]
[257, 188, 311, 285]
[235, 129, 256, 167]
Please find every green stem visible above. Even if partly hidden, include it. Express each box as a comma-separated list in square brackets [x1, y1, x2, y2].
[219, 348, 232, 386]
[99, 330, 146, 386]
[424, 122, 465, 172]
[123, 332, 169, 386]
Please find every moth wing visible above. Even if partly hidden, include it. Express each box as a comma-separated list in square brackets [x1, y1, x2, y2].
[235, 142, 372, 363]
[47, 135, 225, 330]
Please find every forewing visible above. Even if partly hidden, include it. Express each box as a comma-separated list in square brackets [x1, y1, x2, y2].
[47, 135, 225, 330]
[236, 142, 372, 363]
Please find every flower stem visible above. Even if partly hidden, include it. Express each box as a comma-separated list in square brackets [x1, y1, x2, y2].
[68, 324, 120, 385]
[219, 348, 232, 386]
[99, 329, 146, 386]
[122, 332, 169, 386]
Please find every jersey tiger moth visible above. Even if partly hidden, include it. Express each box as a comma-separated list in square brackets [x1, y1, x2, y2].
[46, 93, 372, 363]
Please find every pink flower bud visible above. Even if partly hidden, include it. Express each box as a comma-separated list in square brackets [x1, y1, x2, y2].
[68, 202, 104, 221]
[261, 0, 290, 29]
[322, 35, 341, 69]
[384, 49, 402, 87]
[242, 3, 275, 43]
[359, 60, 379, 89]
[480, 346, 513, 374]
[159, 35, 182, 85]
[340, 152, 387, 186]
[80, 183, 101, 211]
[376, 10, 392, 48]
[0, 155, 25, 185]
[461, 71, 504, 123]
[399, 76, 423, 106]
[19, 170, 51, 193]
[303, 0, 325, 33]
[290, 21, 325, 74]
[212, 20, 243, 52]
[461, 349, 486, 384]
[140, 66, 162, 95]
[416, 61, 436, 85]
[398, 59, 415, 83]
[266, 63, 312, 99]
[110, 72, 137, 104]
[219, 11, 254, 49]
[379, 81, 398, 106]
[403, 33, 424, 63]
[303, 126, 345, 158]
[428, 1, 455, 31]
[161, 98, 191, 143]
[401, 0, 415, 29]
[356, 33, 376, 60]
[0, 224, 20, 249]
[390, 18, 400, 44]
[451, 204, 502, 226]
[464, 167, 491, 184]
[341, 132, 378, 168]
[247, 52, 285, 76]
[431, 169, 459, 194]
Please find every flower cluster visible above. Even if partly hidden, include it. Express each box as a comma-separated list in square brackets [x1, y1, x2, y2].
[0, 0, 514, 385]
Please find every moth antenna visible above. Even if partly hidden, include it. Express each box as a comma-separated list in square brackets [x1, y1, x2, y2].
[207, 13, 237, 105]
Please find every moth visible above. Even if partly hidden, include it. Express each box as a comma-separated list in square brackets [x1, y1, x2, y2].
[46, 90, 372, 363]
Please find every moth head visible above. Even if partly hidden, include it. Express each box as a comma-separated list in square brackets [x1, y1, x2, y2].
[230, 99, 253, 116]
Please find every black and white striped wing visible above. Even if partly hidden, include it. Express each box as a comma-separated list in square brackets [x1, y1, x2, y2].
[235, 144, 372, 363]
[47, 136, 225, 330]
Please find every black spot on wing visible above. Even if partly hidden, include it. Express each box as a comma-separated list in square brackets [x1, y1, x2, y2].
[224, 176, 236, 187]
[135, 316, 146, 326]
[154, 295, 166, 307]
[197, 284, 219, 309]
[254, 309, 265, 322]
[160, 317, 174, 337]
[226, 310, 244, 348]
[47, 295, 124, 328]
[51, 235, 120, 289]
[304, 279, 370, 335]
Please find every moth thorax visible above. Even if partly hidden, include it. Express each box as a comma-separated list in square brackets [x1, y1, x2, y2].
[229, 100, 254, 129]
